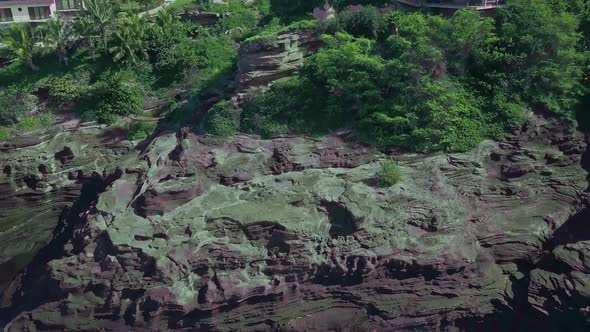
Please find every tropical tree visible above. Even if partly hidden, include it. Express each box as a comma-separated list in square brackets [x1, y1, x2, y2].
[1, 24, 38, 71]
[83, 0, 115, 53]
[155, 8, 175, 36]
[496, 0, 584, 117]
[42, 16, 74, 66]
[109, 14, 148, 64]
[73, 15, 98, 61]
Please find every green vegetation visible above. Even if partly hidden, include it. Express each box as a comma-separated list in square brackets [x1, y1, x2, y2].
[41, 17, 74, 67]
[206, 100, 239, 138]
[128, 121, 157, 140]
[2, 24, 38, 71]
[242, 19, 319, 43]
[110, 14, 149, 64]
[1, 0, 589, 152]
[0, 0, 253, 139]
[0, 84, 38, 125]
[17, 114, 53, 130]
[167, 0, 196, 11]
[377, 158, 402, 187]
[79, 73, 143, 124]
[0, 126, 10, 141]
[245, 1, 586, 152]
[336, 5, 386, 38]
[47, 75, 81, 104]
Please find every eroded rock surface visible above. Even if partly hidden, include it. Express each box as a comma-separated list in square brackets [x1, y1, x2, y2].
[0, 112, 588, 331]
[0, 123, 136, 294]
[237, 29, 323, 91]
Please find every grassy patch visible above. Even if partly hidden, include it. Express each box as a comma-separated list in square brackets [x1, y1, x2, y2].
[0, 126, 10, 141]
[16, 114, 53, 131]
[377, 159, 402, 187]
[168, 0, 196, 11]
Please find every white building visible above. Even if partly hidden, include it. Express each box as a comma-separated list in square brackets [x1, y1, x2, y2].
[0, 0, 83, 27]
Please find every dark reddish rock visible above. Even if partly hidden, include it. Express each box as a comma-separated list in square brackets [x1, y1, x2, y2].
[0, 112, 588, 331]
[236, 29, 323, 92]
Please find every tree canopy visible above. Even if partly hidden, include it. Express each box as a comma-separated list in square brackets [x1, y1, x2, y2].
[1, 0, 588, 148]
[246, 1, 585, 151]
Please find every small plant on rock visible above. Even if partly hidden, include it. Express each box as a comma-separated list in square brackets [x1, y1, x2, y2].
[377, 158, 401, 187]
[17, 117, 41, 130]
[0, 127, 10, 141]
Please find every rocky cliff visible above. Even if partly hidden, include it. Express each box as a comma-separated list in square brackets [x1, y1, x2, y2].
[0, 119, 136, 296]
[236, 29, 323, 92]
[0, 110, 589, 331]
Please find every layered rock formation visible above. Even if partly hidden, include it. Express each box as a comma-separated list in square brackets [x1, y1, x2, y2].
[1, 111, 588, 331]
[0, 120, 136, 295]
[236, 29, 323, 91]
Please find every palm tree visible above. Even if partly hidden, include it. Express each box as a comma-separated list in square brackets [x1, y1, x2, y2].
[156, 9, 174, 35]
[42, 16, 73, 66]
[83, 0, 115, 53]
[1, 24, 38, 71]
[109, 14, 148, 64]
[73, 16, 98, 62]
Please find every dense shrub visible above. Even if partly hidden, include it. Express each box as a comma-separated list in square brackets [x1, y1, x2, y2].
[80, 74, 142, 124]
[47, 75, 83, 104]
[246, 2, 585, 152]
[377, 158, 401, 187]
[247, 32, 496, 151]
[192, 35, 237, 72]
[336, 6, 386, 38]
[493, 0, 584, 117]
[242, 77, 322, 137]
[213, 6, 259, 39]
[147, 12, 195, 79]
[128, 121, 157, 140]
[119, 1, 141, 13]
[206, 101, 239, 138]
[0, 84, 37, 125]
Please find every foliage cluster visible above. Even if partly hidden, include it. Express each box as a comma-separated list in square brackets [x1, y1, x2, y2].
[245, 1, 585, 152]
[79, 73, 143, 124]
[0, 126, 9, 141]
[17, 114, 53, 130]
[128, 121, 157, 140]
[0, 84, 38, 125]
[0, 0, 250, 132]
[206, 100, 240, 138]
[1, 0, 589, 152]
[47, 75, 81, 104]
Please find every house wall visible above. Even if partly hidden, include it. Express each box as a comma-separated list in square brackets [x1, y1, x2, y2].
[0, 0, 57, 25]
